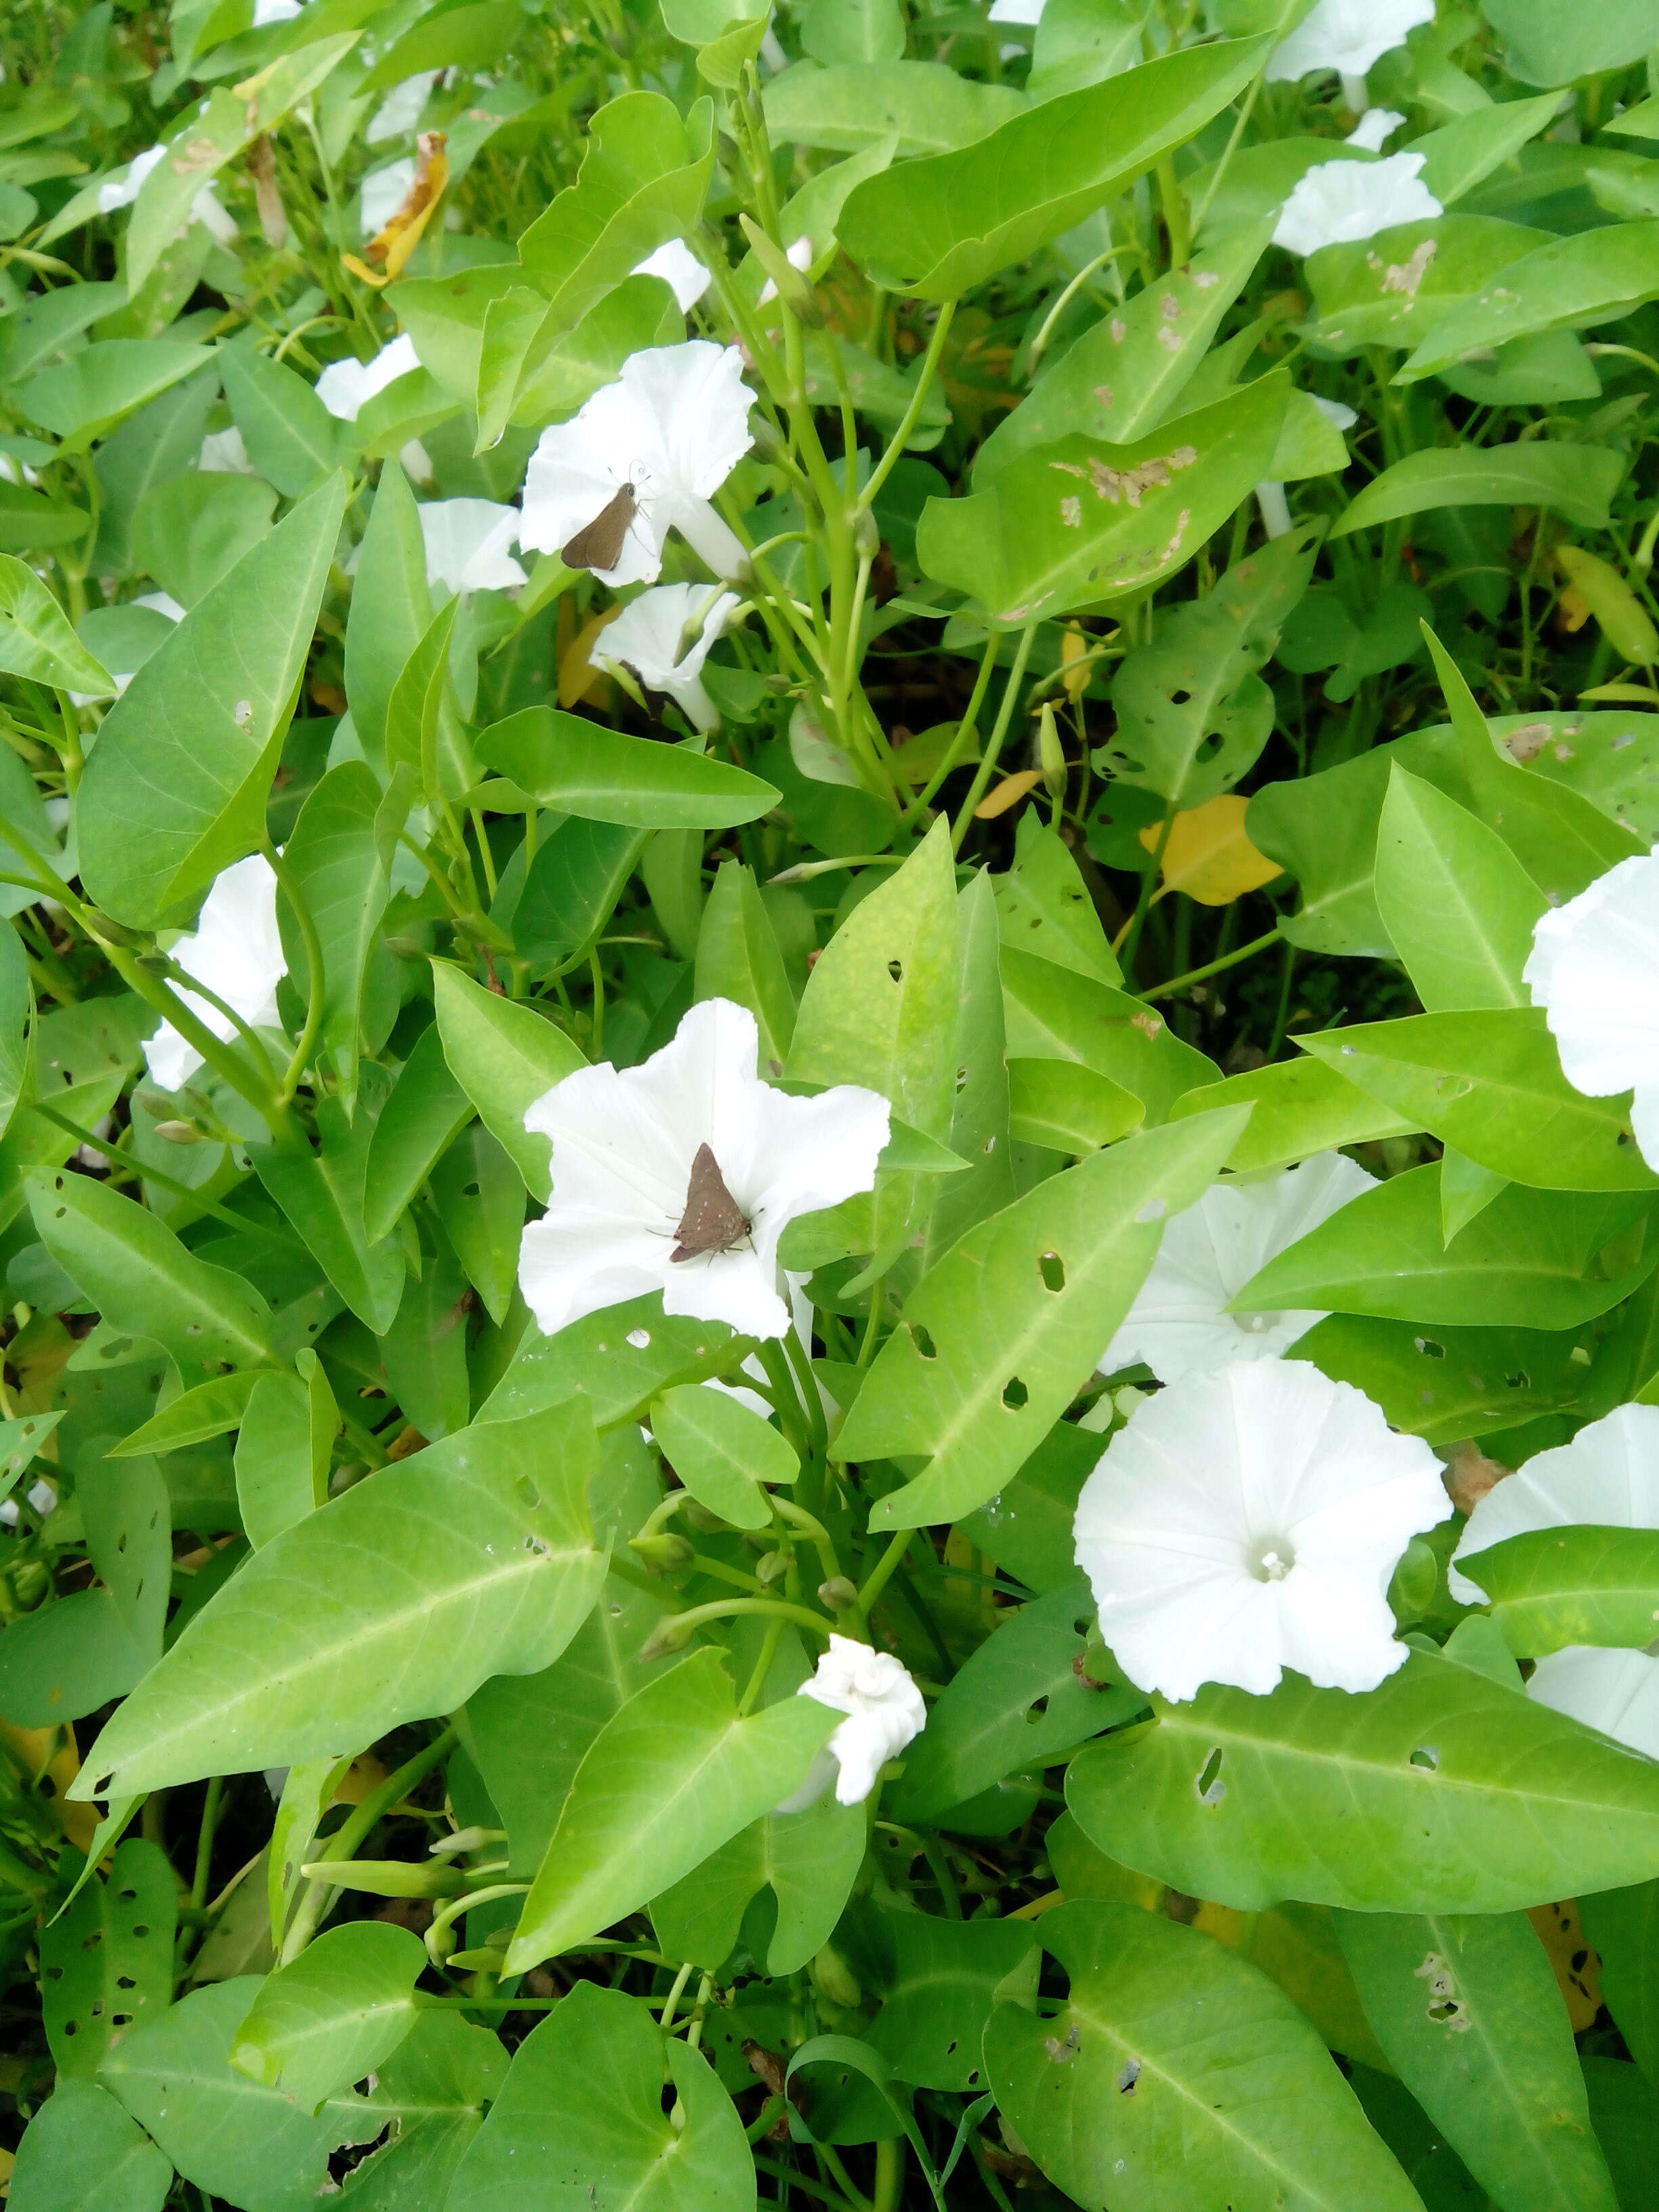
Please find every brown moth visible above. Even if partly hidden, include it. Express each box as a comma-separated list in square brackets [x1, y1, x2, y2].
[561, 481, 638, 572]
[671, 1142, 750, 1262]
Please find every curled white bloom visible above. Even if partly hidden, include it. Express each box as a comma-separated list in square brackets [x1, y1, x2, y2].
[398, 437, 436, 484]
[417, 498, 526, 594]
[757, 234, 813, 309]
[142, 853, 288, 1094]
[987, 0, 1046, 20]
[1347, 107, 1406, 152]
[1074, 1359, 1451, 1702]
[516, 997, 889, 1341]
[1265, 0, 1435, 85]
[1528, 1647, 1659, 1761]
[199, 426, 255, 474]
[1311, 394, 1359, 430]
[518, 340, 754, 586]
[314, 333, 420, 422]
[1099, 1152, 1372, 1385]
[1449, 1404, 1659, 1605]
[1272, 152, 1442, 256]
[0, 1478, 57, 1528]
[1525, 851, 1659, 1169]
[779, 1636, 927, 1809]
[367, 70, 441, 144]
[253, 0, 303, 22]
[631, 237, 710, 313]
[361, 159, 415, 239]
[98, 144, 236, 243]
[593, 581, 739, 733]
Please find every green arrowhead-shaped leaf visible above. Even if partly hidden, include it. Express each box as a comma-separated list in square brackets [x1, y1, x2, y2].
[1462, 1525, 1659, 1658]
[231, 1923, 426, 2116]
[1067, 1650, 1659, 1913]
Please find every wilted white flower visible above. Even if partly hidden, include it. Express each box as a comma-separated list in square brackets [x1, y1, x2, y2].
[593, 581, 739, 733]
[1074, 1359, 1450, 1702]
[1347, 107, 1406, 152]
[367, 70, 441, 144]
[314, 333, 420, 422]
[360, 159, 415, 237]
[1099, 1152, 1372, 1385]
[143, 853, 288, 1094]
[199, 426, 255, 474]
[1449, 1403, 1659, 1604]
[518, 340, 754, 586]
[98, 144, 237, 245]
[0, 1479, 57, 1529]
[778, 1637, 928, 1809]
[1528, 1647, 1659, 1761]
[417, 498, 526, 594]
[757, 235, 813, 309]
[1273, 152, 1442, 256]
[1265, 0, 1435, 86]
[632, 238, 710, 312]
[1525, 851, 1659, 1170]
[253, 0, 303, 22]
[516, 997, 889, 1341]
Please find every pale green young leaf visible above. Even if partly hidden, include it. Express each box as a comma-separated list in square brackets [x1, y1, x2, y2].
[1333, 443, 1624, 537]
[430, 959, 586, 1199]
[344, 462, 432, 769]
[218, 345, 342, 499]
[477, 708, 779, 828]
[279, 761, 407, 1107]
[763, 58, 1025, 155]
[835, 1105, 1250, 1531]
[1069, 1650, 1659, 1912]
[1461, 1526, 1659, 1658]
[986, 1902, 1421, 2212]
[651, 1790, 866, 1976]
[1374, 765, 1548, 1011]
[231, 1923, 426, 2116]
[1002, 947, 1218, 1123]
[253, 1093, 407, 1334]
[363, 1022, 474, 1245]
[651, 1384, 797, 1528]
[131, 472, 279, 611]
[695, 861, 796, 1073]
[1168, 1057, 1413, 1172]
[1400, 223, 1659, 380]
[1439, 1147, 1509, 1240]
[991, 819, 1120, 986]
[1336, 1908, 1618, 2212]
[234, 1366, 330, 1549]
[505, 1648, 838, 1971]
[0, 555, 112, 693]
[17, 340, 211, 450]
[74, 1400, 603, 1797]
[429, 1126, 523, 1327]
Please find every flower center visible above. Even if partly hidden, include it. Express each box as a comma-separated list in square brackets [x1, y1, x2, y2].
[1240, 1311, 1273, 1334]
[1248, 1538, 1296, 1582]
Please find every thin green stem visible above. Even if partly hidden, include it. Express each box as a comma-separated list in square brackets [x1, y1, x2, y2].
[857, 1529, 912, 1628]
[1142, 924, 1282, 1002]
[190, 1776, 225, 1916]
[670, 1595, 833, 1643]
[858, 301, 958, 513]
[951, 624, 1038, 852]
[281, 1725, 457, 1963]
[265, 842, 327, 1105]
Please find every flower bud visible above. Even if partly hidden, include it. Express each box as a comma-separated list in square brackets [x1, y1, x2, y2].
[630, 1532, 694, 1572]
[754, 1549, 791, 1585]
[152, 1120, 200, 1145]
[1038, 701, 1066, 800]
[638, 1613, 696, 1662]
[810, 1943, 862, 2010]
[817, 1576, 859, 1614]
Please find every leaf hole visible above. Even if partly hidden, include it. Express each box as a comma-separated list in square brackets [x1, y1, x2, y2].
[1117, 2057, 1141, 2095]
[1413, 1337, 1446, 1359]
[1197, 1748, 1224, 1804]
[887, 960, 903, 984]
[912, 1323, 937, 1360]
[1410, 1746, 1439, 1771]
[1039, 1251, 1065, 1292]
[514, 1475, 541, 1509]
[1504, 1371, 1529, 1390]
[1002, 1376, 1029, 1410]
[1025, 1696, 1049, 1725]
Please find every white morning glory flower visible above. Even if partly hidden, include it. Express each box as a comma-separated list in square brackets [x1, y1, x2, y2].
[1528, 1647, 1659, 1761]
[631, 238, 710, 313]
[1449, 1403, 1659, 1605]
[98, 145, 237, 245]
[1099, 1151, 1372, 1385]
[518, 340, 754, 587]
[777, 1636, 928, 1809]
[360, 159, 415, 237]
[199, 426, 255, 474]
[416, 498, 526, 594]
[1265, 0, 1435, 86]
[516, 997, 890, 1342]
[1272, 152, 1442, 256]
[1347, 107, 1406, 152]
[593, 581, 739, 733]
[1074, 1359, 1451, 1702]
[1525, 851, 1659, 1169]
[367, 70, 441, 144]
[314, 333, 421, 422]
[142, 853, 288, 1094]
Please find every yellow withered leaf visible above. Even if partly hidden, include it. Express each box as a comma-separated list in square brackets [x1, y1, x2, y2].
[1557, 544, 1658, 665]
[975, 769, 1044, 819]
[342, 131, 448, 289]
[1140, 793, 1281, 905]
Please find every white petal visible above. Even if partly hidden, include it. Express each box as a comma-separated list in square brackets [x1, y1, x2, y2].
[315, 333, 421, 423]
[367, 71, 441, 144]
[796, 1637, 926, 1804]
[253, 0, 303, 22]
[1525, 850, 1659, 1111]
[417, 498, 526, 593]
[142, 853, 287, 1092]
[1265, 0, 1435, 83]
[98, 145, 164, 214]
[987, 0, 1045, 20]
[1345, 108, 1406, 152]
[594, 582, 739, 724]
[1076, 1359, 1448, 1702]
[1450, 1402, 1659, 1602]
[1528, 1646, 1659, 1761]
[1272, 152, 1442, 256]
[1100, 1151, 1372, 1383]
[199, 427, 255, 475]
[631, 237, 711, 312]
